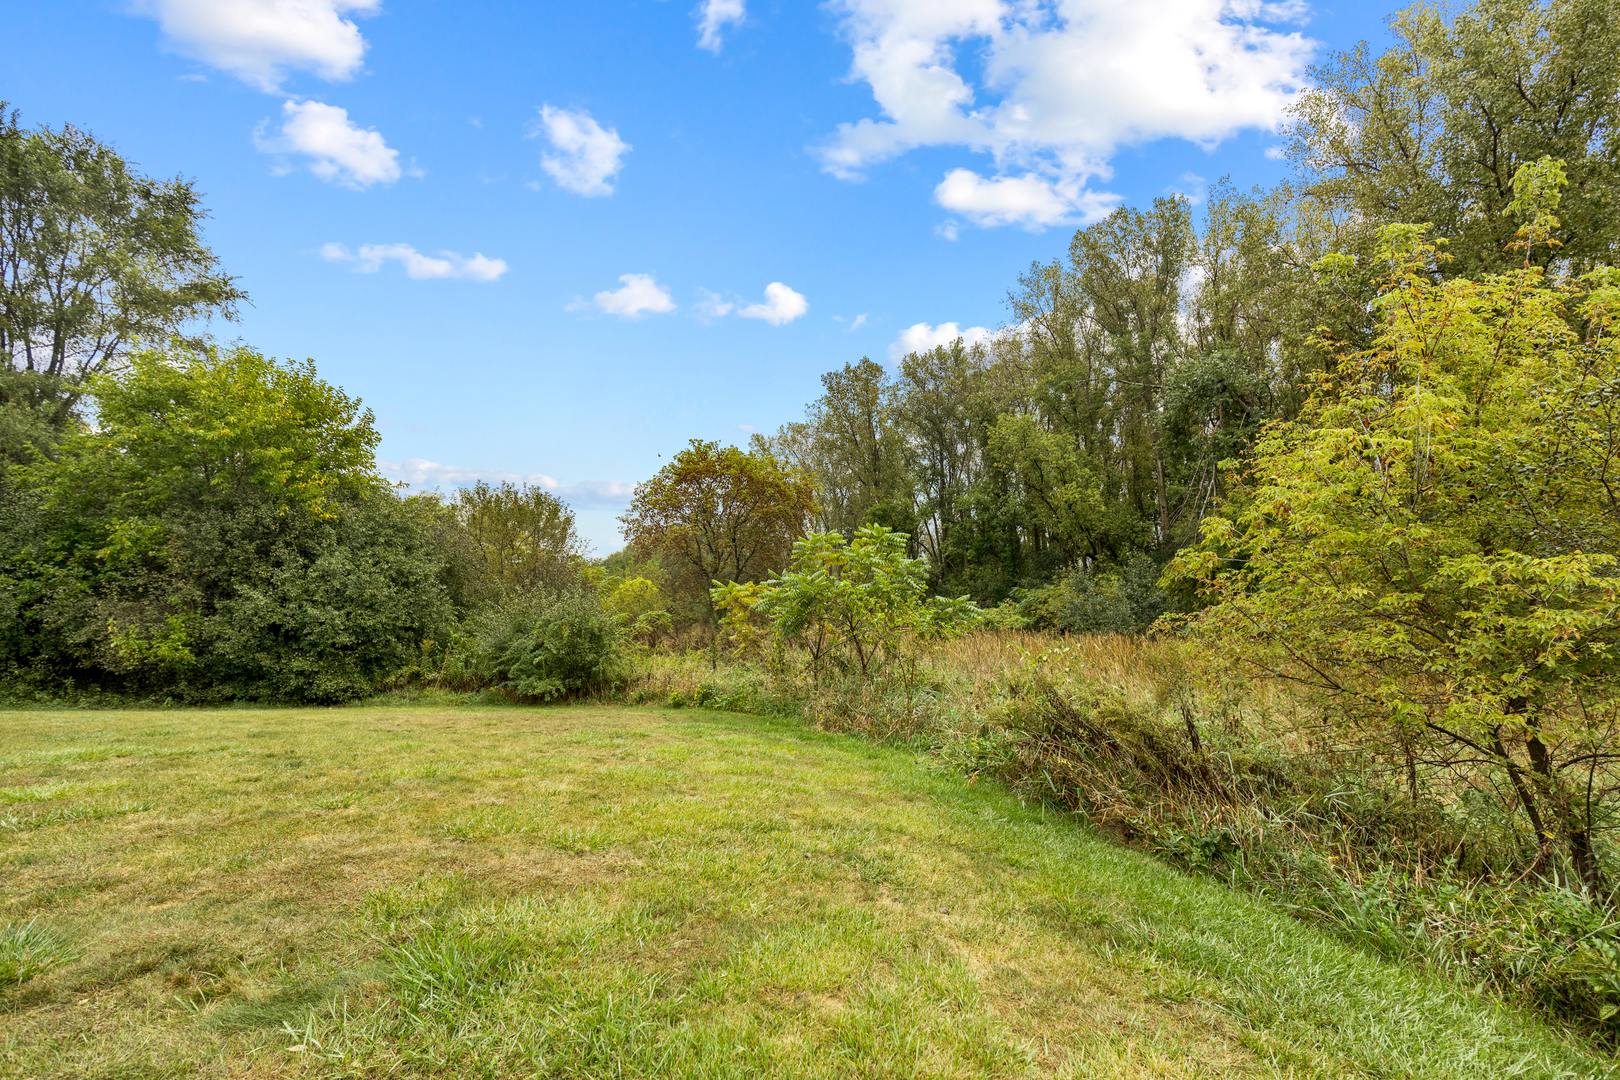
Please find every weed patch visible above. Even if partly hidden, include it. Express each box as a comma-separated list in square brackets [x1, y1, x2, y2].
[0, 922, 77, 988]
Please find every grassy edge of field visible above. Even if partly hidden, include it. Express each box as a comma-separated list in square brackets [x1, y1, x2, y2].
[0, 701, 1612, 1078]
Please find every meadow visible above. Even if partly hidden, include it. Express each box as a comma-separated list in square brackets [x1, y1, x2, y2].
[1, 702, 1612, 1079]
[6, 10, 1620, 1068]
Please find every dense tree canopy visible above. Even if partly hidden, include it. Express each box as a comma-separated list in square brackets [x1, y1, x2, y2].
[441, 480, 586, 608]
[1290, 0, 1620, 276]
[0, 107, 243, 473]
[1, 343, 446, 702]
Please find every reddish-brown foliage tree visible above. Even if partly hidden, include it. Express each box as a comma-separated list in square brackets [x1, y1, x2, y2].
[620, 439, 815, 620]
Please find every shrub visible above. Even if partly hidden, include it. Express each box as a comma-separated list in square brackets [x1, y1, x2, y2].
[714, 525, 981, 681]
[1, 345, 453, 703]
[1046, 554, 1168, 634]
[458, 588, 627, 701]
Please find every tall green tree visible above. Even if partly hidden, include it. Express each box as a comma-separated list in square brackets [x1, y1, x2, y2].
[0, 107, 243, 381]
[441, 481, 585, 607]
[1289, 0, 1620, 276]
[0, 107, 243, 464]
[893, 339, 987, 586]
[780, 359, 915, 538]
[998, 196, 1196, 560]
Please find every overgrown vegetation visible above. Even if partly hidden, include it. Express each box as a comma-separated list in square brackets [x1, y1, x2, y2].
[622, 631, 1620, 1043]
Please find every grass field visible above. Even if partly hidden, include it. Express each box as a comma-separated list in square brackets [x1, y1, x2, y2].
[0, 704, 1611, 1079]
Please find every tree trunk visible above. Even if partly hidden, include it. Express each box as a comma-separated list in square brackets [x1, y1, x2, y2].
[1154, 446, 1170, 542]
[1526, 732, 1603, 890]
[1490, 728, 1550, 866]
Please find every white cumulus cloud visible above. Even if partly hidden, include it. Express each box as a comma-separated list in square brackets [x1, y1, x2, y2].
[822, 0, 1314, 230]
[256, 99, 400, 187]
[696, 0, 746, 52]
[534, 105, 631, 197]
[888, 321, 992, 362]
[132, 0, 380, 91]
[934, 169, 1121, 231]
[738, 282, 808, 326]
[322, 242, 507, 281]
[569, 273, 676, 318]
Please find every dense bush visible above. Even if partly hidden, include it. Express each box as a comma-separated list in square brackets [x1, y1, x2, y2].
[944, 669, 1620, 1041]
[0, 343, 453, 703]
[1043, 554, 1168, 634]
[445, 587, 628, 701]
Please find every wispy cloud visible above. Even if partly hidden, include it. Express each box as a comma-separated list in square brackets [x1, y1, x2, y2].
[379, 458, 634, 508]
[1167, 171, 1208, 205]
[568, 273, 676, 318]
[694, 288, 735, 321]
[696, 0, 745, 53]
[256, 99, 401, 188]
[321, 242, 508, 281]
[532, 105, 630, 197]
[132, 0, 380, 91]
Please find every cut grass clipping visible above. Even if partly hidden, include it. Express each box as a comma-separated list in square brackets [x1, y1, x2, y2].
[0, 704, 1614, 1078]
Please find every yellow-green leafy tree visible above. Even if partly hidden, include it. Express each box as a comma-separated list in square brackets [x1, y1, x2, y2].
[1167, 159, 1620, 887]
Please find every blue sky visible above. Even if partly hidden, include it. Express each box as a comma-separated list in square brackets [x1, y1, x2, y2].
[6, 0, 1401, 550]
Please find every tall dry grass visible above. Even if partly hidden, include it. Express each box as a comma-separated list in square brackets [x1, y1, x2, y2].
[608, 629, 1620, 1044]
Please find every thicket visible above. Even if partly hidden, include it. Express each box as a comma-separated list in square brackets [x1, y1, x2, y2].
[0, 344, 638, 704]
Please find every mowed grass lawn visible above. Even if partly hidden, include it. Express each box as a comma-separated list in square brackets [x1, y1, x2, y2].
[0, 706, 1610, 1079]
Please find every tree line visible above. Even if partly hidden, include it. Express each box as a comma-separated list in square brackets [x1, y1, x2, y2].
[702, 0, 1620, 631]
[4, 0, 1619, 702]
[0, 106, 619, 702]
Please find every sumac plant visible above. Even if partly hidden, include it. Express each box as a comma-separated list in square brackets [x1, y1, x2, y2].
[714, 525, 980, 682]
